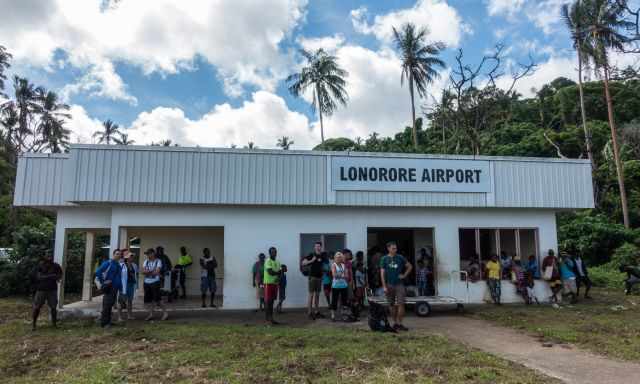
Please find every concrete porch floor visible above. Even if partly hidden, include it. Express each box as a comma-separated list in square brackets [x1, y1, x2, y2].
[63, 295, 224, 318]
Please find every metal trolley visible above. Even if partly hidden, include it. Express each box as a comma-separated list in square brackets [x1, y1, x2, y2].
[367, 271, 470, 317]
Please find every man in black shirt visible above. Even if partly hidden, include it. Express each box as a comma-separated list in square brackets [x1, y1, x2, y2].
[31, 252, 63, 331]
[301, 241, 325, 319]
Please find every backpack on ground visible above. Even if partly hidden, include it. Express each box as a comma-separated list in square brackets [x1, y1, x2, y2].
[367, 301, 396, 332]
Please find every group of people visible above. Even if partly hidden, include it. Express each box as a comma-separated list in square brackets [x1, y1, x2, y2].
[481, 249, 593, 305]
[94, 246, 218, 328]
[251, 241, 418, 331]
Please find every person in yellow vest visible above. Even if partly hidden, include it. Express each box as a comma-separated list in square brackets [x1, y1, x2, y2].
[263, 246, 282, 325]
[175, 246, 193, 299]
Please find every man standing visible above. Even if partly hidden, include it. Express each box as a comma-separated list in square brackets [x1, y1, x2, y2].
[263, 246, 282, 325]
[572, 253, 592, 299]
[95, 249, 123, 328]
[301, 241, 325, 319]
[485, 254, 501, 305]
[199, 248, 218, 308]
[380, 241, 412, 332]
[31, 252, 63, 331]
[252, 253, 266, 311]
[175, 246, 193, 299]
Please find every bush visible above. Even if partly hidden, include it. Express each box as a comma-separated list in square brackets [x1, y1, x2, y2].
[611, 242, 640, 269]
[589, 263, 625, 289]
[558, 213, 637, 266]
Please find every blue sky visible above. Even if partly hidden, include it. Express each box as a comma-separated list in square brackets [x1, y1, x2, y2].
[1, 0, 608, 149]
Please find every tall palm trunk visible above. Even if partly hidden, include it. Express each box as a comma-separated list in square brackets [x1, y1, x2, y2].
[409, 73, 418, 150]
[316, 85, 325, 144]
[603, 64, 630, 228]
[577, 50, 596, 202]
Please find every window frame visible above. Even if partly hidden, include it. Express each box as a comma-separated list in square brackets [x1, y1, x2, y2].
[458, 227, 540, 280]
[299, 233, 347, 259]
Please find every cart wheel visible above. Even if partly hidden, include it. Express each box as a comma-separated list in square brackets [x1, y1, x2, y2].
[456, 303, 465, 313]
[415, 301, 431, 317]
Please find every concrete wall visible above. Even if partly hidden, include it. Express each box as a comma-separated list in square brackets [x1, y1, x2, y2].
[91, 205, 556, 309]
[127, 227, 224, 296]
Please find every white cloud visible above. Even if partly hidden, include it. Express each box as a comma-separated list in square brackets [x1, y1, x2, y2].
[486, 0, 525, 17]
[66, 105, 104, 144]
[350, 0, 466, 47]
[297, 34, 346, 53]
[122, 91, 316, 149]
[61, 60, 137, 105]
[0, 0, 307, 99]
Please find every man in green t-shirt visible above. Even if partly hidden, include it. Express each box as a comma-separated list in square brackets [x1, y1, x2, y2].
[380, 241, 412, 332]
[263, 246, 282, 324]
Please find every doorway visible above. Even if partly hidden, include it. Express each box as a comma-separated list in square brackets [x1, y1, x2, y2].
[366, 227, 435, 295]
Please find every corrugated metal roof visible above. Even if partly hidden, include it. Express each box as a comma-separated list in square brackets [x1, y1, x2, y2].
[13, 153, 70, 207]
[14, 145, 595, 209]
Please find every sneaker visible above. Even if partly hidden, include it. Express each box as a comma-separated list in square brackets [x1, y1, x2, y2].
[396, 324, 409, 332]
[392, 323, 400, 331]
[145, 314, 154, 321]
[308, 313, 316, 320]
[314, 312, 325, 319]
[161, 312, 168, 321]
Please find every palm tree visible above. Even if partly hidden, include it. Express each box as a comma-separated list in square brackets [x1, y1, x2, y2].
[277, 136, 294, 150]
[0, 45, 11, 97]
[393, 23, 446, 150]
[287, 48, 348, 144]
[93, 119, 121, 144]
[579, 0, 633, 227]
[35, 89, 71, 153]
[244, 142, 257, 149]
[562, 1, 596, 199]
[0, 76, 42, 152]
[115, 132, 135, 145]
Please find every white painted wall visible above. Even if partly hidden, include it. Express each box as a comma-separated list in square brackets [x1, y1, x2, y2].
[56, 205, 558, 309]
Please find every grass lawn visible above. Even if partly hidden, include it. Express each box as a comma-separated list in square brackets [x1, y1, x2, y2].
[467, 288, 640, 362]
[0, 298, 558, 384]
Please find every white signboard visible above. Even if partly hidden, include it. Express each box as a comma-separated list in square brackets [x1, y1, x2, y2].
[331, 156, 491, 193]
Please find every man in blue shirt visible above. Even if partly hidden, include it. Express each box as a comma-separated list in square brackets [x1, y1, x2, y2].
[380, 241, 413, 332]
[95, 249, 123, 328]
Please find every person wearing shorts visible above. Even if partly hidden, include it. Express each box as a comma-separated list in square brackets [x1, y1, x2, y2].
[31, 252, 63, 331]
[199, 248, 218, 308]
[380, 241, 412, 331]
[263, 247, 282, 325]
[560, 253, 578, 304]
[302, 241, 325, 319]
[142, 248, 168, 321]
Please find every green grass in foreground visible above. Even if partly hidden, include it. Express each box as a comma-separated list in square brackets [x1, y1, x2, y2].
[0, 298, 557, 384]
[468, 288, 640, 362]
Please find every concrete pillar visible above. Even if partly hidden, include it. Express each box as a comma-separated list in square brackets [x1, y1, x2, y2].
[118, 227, 128, 249]
[53, 216, 68, 309]
[82, 231, 96, 301]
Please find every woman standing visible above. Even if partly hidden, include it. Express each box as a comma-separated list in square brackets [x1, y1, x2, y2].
[142, 248, 168, 321]
[118, 250, 139, 320]
[330, 252, 350, 321]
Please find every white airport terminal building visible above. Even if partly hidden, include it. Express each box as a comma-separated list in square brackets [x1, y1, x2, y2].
[13, 144, 594, 309]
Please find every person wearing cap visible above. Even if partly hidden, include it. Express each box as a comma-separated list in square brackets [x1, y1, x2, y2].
[95, 249, 123, 328]
[117, 249, 139, 321]
[142, 248, 168, 321]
